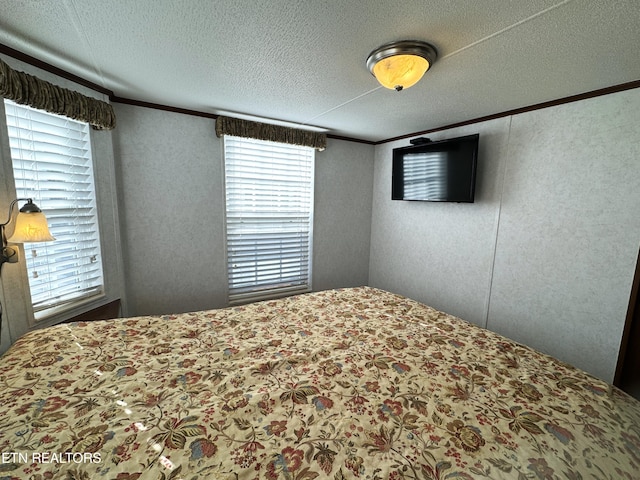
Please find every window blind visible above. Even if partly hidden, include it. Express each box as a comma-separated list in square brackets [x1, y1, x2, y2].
[4, 99, 104, 314]
[224, 135, 314, 303]
[403, 152, 447, 200]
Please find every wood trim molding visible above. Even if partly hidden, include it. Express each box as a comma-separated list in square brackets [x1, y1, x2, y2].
[0, 43, 114, 97]
[614, 248, 640, 387]
[377, 80, 640, 145]
[64, 299, 121, 323]
[111, 95, 219, 119]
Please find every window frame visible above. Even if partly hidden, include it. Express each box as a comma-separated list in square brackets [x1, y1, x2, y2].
[4, 99, 106, 318]
[0, 55, 124, 350]
[222, 135, 315, 305]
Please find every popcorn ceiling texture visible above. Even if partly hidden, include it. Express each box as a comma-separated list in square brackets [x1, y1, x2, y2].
[0, 0, 638, 141]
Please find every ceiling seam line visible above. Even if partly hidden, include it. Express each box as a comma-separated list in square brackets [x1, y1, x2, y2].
[441, 0, 574, 61]
[65, 0, 107, 89]
[299, 86, 382, 127]
[302, 0, 574, 130]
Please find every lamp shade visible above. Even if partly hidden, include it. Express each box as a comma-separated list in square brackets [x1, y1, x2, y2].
[367, 40, 437, 91]
[7, 210, 55, 243]
[371, 54, 430, 90]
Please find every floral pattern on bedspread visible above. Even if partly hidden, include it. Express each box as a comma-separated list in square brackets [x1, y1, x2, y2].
[1, 286, 639, 479]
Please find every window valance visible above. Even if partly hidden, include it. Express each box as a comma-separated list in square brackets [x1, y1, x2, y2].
[215, 115, 326, 151]
[0, 58, 116, 130]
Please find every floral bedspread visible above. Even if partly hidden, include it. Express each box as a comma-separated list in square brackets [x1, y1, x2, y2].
[1, 286, 639, 479]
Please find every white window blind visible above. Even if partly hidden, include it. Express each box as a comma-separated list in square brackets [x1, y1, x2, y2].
[403, 152, 447, 200]
[4, 99, 104, 314]
[224, 135, 314, 303]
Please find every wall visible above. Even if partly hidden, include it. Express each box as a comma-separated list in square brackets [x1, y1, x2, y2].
[112, 105, 226, 315]
[369, 88, 640, 382]
[112, 104, 373, 316]
[370, 118, 510, 326]
[313, 139, 373, 291]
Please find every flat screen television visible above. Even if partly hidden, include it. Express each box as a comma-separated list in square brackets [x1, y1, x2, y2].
[392, 133, 479, 202]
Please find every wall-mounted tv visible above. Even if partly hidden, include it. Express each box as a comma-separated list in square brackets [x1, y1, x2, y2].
[392, 133, 479, 203]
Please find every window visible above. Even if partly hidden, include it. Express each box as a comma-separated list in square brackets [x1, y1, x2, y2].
[403, 152, 447, 200]
[4, 99, 104, 316]
[223, 136, 314, 304]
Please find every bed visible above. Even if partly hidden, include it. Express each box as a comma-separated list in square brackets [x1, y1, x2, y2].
[1, 286, 639, 479]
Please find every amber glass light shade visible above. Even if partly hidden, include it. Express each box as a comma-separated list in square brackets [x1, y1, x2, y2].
[371, 54, 431, 90]
[367, 40, 437, 91]
[7, 211, 55, 243]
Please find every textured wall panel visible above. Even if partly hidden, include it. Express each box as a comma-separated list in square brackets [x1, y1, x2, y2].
[370, 88, 640, 382]
[113, 104, 227, 316]
[487, 89, 640, 381]
[313, 139, 374, 291]
[370, 118, 511, 327]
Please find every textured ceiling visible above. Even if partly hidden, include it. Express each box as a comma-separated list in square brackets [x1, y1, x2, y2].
[0, 0, 639, 142]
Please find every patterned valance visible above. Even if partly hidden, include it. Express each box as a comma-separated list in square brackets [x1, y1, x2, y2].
[0, 58, 116, 130]
[215, 115, 326, 151]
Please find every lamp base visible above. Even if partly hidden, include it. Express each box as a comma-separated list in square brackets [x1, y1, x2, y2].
[1, 246, 19, 265]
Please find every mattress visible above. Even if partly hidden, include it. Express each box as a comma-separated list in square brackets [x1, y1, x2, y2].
[0, 286, 639, 479]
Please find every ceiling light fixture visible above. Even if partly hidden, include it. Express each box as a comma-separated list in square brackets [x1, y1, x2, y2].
[366, 40, 437, 92]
